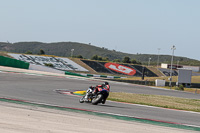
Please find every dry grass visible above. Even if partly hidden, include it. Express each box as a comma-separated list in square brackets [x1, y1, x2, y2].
[0, 51, 12, 58]
[108, 92, 200, 112]
[192, 76, 200, 83]
[119, 75, 200, 94]
[184, 88, 200, 94]
[156, 86, 200, 94]
[124, 76, 176, 82]
[125, 75, 200, 84]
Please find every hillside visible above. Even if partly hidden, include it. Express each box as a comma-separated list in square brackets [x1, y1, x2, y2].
[0, 42, 200, 66]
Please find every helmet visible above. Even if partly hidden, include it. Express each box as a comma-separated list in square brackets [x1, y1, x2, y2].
[104, 82, 109, 85]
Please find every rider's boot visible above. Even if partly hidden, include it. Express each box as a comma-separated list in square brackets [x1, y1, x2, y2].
[102, 99, 106, 104]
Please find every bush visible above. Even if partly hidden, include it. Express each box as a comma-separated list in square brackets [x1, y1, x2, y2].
[91, 55, 109, 61]
[113, 59, 121, 62]
[44, 63, 54, 67]
[76, 55, 83, 59]
[175, 84, 184, 91]
[25, 50, 32, 54]
[102, 57, 109, 61]
[38, 49, 45, 55]
[122, 56, 131, 63]
[91, 55, 98, 60]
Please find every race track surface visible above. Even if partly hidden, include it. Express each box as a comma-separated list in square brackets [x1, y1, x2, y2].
[0, 71, 200, 129]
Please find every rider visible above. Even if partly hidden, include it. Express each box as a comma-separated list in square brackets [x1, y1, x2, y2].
[92, 82, 110, 104]
[102, 82, 110, 92]
[84, 82, 110, 104]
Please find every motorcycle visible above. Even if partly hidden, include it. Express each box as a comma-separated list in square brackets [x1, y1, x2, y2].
[79, 88, 109, 105]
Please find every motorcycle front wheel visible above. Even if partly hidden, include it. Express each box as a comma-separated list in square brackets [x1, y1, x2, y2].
[79, 97, 84, 103]
[92, 94, 103, 105]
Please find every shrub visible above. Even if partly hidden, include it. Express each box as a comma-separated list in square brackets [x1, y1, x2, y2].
[122, 56, 131, 63]
[175, 84, 184, 91]
[25, 50, 32, 54]
[113, 59, 121, 62]
[91, 55, 98, 60]
[44, 63, 54, 67]
[38, 49, 45, 55]
[76, 55, 83, 59]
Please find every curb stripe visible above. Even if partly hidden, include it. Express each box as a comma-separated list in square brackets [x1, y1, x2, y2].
[0, 97, 200, 131]
[78, 73, 126, 79]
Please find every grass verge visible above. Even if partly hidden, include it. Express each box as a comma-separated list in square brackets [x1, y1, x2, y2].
[108, 92, 200, 112]
[155, 86, 200, 94]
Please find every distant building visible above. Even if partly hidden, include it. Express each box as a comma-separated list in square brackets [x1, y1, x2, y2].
[161, 63, 182, 69]
[161, 63, 200, 72]
[182, 65, 200, 72]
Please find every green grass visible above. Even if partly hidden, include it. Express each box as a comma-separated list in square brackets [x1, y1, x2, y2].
[108, 92, 200, 112]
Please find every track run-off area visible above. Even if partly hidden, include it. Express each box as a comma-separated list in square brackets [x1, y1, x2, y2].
[0, 66, 200, 132]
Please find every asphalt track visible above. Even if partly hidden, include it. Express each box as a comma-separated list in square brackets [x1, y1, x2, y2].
[0, 71, 200, 129]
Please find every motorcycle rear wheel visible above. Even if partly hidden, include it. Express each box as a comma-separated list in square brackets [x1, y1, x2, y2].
[92, 94, 103, 105]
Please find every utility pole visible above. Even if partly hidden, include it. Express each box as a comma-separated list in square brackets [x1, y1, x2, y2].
[177, 60, 179, 68]
[157, 48, 161, 68]
[71, 49, 74, 57]
[169, 45, 176, 89]
[148, 57, 151, 66]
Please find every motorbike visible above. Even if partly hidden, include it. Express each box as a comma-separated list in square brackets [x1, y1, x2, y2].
[79, 89, 109, 105]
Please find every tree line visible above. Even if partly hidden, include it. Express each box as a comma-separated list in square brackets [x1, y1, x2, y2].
[24, 48, 200, 66]
[25, 49, 141, 65]
[91, 54, 141, 64]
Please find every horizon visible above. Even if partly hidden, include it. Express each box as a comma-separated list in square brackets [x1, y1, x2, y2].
[1, 41, 199, 61]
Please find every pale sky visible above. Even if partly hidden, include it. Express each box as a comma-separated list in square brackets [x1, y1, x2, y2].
[0, 0, 200, 60]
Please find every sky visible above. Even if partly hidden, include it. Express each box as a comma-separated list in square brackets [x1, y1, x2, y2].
[0, 0, 200, 60]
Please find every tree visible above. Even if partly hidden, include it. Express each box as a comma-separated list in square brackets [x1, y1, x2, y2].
[25, 50, 32, 54]
[136, 61, 142, 65]
[91, 55, 98, 60]
[38, 49, 45, 55]
[131, 59, 137, 64]
[113, 59, 120, 62]
[76, 55, 83, 59]
[122, 56, 131, 63]
[102, 57, 109, 61]
[98, 56, 102, 61]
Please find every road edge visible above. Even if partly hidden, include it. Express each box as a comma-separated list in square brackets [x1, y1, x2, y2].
[0, 97, 199, 132]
